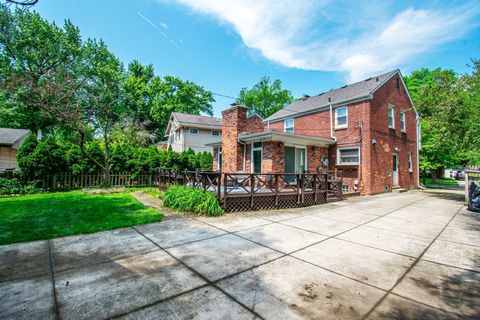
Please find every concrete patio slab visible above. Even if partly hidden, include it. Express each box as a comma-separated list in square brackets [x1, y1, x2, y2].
[365, 216, 445, 238]
[438, 225, 480, 246]
[366, 294, 454, 320]
[167, 234, 282, 281]
[312, 209, 378, 225]
[235, 223, 327, 253]
[135, 218, 226, 248]
[257, 208, 314, 222]
[195, 215, 271, 232]
[336, 225, 432, 257]
[422, 239, 480, 271]
[119, 286, 256, 320]
[218, 256, 385, 320]
[392, 260, 480, 317]
[52, 228, 159, 271]
[387, 208, 455, 226]
[282, 215, 357, 236]
[55, 250, 206, 320]
[293, 238, 415, 290]
[0, 240, 49, 281]
[0, 274, 56, 320]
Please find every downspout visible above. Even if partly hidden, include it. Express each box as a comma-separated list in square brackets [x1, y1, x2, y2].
[329, 105, 337, 141]
[267, 121, 270, 130]
[416, 114, 421, 188]
[238, 138, 246, 172]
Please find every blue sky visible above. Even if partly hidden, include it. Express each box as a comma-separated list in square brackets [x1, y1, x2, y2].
[36, 0, 480, 117]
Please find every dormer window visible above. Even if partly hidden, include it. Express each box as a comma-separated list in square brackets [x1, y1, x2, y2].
[284, 118, 294, 133]
[335, 106, 348, 128]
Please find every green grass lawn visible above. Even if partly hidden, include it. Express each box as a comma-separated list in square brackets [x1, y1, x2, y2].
[0, 191, 163, 245]
[424, 177, 459, 187]
[127, 187, 164, 198]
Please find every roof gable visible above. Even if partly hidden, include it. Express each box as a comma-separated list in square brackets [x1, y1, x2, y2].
[165, 112, 222, 135]
[265, 70, 399, 122]
[0, 128, 30, 149]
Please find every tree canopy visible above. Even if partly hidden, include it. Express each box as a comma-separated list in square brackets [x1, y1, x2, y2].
[236, 76, 293, 119]
[404, 63, 480, 172]
[0, 5, 215, 182]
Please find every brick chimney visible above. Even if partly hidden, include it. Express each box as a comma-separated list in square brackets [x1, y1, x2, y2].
[221, 104, 249, 173]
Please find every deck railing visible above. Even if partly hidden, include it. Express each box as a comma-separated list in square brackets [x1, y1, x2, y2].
[158, 168, 341, 212]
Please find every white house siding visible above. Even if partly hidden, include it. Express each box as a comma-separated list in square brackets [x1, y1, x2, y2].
[168, 127, 220, 153]
[0, 147, 18, 171]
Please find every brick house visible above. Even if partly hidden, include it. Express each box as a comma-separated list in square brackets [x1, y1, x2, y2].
[209, 70, 420, 195]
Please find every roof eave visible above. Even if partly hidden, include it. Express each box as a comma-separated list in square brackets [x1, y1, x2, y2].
[264, 94, 372, 124]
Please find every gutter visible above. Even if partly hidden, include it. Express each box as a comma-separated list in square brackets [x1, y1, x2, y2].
[416, 114, 421, 188]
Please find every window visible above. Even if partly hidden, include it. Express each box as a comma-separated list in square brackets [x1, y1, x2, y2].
[168, 131, 174, 144]
[189, 128, 198, 134]
[335, 106, 348, 128]
[388, 104, 395, 129]
[408, 153, 413, 172]
[337, 147, 360, 165]
[284, 119, 294, 133]
[251, 142, 262, 174]
[342, 185, 349, 193]
[400, 111, 406, 132]
[211, 130, 220, 136]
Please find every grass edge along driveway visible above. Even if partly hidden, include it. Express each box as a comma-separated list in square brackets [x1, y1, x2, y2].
[0, 191, 163, 245]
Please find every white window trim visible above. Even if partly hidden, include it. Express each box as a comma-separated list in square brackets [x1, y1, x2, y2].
[211, 130, 220, 136]
[408, 153, 413, 172]
[251, 142, 263, 173]
[188, 128, 198, 134]
[337, 146, 360, 166]
[388, 104, 395, 129]
[400, 111, 406, 132]
[335, 106, 348, 129]
[284, 118, 294, 133]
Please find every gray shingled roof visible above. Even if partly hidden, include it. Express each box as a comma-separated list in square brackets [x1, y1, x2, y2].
[0, 128, 30, 149]
[265, 70, 398, 122]
[171, 112, 222, 129]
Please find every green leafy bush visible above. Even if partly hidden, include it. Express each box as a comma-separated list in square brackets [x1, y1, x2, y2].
[0, 177, 41, 196]
[163, 185, 223, 216]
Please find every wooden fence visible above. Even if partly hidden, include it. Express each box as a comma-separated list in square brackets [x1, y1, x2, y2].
[43, 173, 158, 190]
[158, 168, 342, 212]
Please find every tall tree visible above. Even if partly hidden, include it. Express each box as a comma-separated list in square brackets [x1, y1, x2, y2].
[236, 76, 293, 118]
[404, 65, 480, 176]
[150, 76, 214, 137]
[0, 5, 83, 132]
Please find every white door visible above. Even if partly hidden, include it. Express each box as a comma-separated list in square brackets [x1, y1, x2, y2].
[392, 153, 399, 186]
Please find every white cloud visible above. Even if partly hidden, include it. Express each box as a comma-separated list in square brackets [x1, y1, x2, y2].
[166, 0, 479, 81]
[160, 22, 169, 29]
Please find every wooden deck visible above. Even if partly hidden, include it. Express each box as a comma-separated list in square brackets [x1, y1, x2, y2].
[158, 169, 343, 212]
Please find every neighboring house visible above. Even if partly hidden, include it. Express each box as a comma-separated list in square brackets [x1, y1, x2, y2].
[165, 112, 222, 153]
[210, 70, 420, 195]
[0, 128, 30, 172]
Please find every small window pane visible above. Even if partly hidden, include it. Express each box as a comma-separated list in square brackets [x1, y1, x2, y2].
[212, 130, 220, 136]
[338, 148, 359, 165]
[253, 142, 262, 149]
[189, 128, 198, 134]
[336, 107, 347, 127]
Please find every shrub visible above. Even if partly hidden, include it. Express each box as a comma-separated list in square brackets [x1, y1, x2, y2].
[0, 177, 41, 196]
[163, 185, 223, 216]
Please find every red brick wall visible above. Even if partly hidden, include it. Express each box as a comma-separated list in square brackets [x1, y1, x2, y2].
[368, 75, 418, 194]
[307, 146, 329, 173]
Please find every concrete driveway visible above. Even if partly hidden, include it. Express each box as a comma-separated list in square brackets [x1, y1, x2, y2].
[1, 190, 479, 319]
